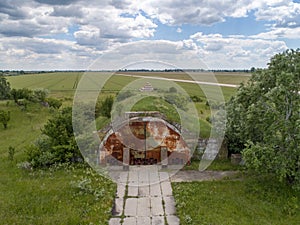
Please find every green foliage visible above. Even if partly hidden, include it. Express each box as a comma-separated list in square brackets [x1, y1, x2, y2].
[46, 97, 62, 109]
[96, 95, 114, 118]
[116, 90, 134, 101]
[0, 75, 11, 99]
[8, 146, 15, 161]
[10, 88, 49, 104]
[191, 95, 203, 102]
[0, 101, 116, 224]
[32, 88, 49, 102]
[164, 93, 189, 111]
[0, 110, 10, 129]
[226, 49, 300, 188]
[169, 86, 177, 93]
[27, 107, 83, 167]
[10, 88, 33, 103]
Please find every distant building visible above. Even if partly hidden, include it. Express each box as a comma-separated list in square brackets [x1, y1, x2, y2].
[139, 82, 154, 92]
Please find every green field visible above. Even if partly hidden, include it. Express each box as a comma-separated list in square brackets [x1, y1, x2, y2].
[173, 178, 300, 225]
[1, 72, 299, 224]
[7, 71, 247, 100]
[0, 101, 116, 224]
[5, 71, 246, 138]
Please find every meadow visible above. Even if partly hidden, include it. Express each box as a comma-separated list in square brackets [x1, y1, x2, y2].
[7, 71, 249, 100]
[0, 101, 116, 224]
[0, 71, 258, 224]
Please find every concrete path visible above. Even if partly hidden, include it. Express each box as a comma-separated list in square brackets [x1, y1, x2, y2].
[109, 166, 180, 225]
[116, 73, 238, 88]
[170, 170, 239, 183]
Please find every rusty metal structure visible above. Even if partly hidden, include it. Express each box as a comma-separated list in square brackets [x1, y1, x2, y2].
[99, 112, 190, 166]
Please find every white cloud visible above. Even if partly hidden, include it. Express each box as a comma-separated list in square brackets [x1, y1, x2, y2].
[0, 0, 298, 70]
[176, 28, 182, 33]
[0, 37, 97, 70]
[190, 32, 288, 69]
[251, 27, 300, 39]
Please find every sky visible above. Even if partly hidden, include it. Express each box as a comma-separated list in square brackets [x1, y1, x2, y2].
[0, 0, 299, 70]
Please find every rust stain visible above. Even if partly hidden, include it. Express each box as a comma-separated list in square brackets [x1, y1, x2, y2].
[99, 116, 190, 165]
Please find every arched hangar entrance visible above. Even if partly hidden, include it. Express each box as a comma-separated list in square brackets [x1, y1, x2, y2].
[98, 112, 190, 166]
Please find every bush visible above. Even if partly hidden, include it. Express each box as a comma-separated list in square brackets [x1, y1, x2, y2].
[26, 107, 83, 168]
[0, 110, 10, 129]
[0, 75, 11, 100]
[46, 98, 62, 109]
[95, 96, 114, 118]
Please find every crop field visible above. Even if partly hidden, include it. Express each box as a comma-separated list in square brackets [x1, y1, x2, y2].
[7, 71, 247, 100]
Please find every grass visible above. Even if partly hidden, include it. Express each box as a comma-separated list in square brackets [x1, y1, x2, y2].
[7, 72, 240, 101]
[6, 72, 238, 136]
[0, 101, 116, 224]
[184, 159, 242, 171]
[173, 177, 300, 225]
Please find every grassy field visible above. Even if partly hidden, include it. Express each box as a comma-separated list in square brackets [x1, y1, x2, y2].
[0, 101, 116, 224]
[1, 72, 299, 224]
[173, 177, 300, 225]
[6, 71, 246, 100]
[6, 71, 243, 137]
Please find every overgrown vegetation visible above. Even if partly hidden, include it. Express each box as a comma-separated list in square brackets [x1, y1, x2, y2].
[0, 75, 11, 99]
[226, 49, 300, 189]
[0, 101, 116, 224]
[26, 107, 82, 168]
[0, 110, 10, 129]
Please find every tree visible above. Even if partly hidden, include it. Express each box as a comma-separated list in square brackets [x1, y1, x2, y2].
[27, 107, 82, 167]
[96, 96, 114, 118]
[226, 49, 300, 188]
[169, 87, 177, 93]
[46, 97, 62, 109]
[0, 110, 10, 129]
[0, 75, 11, 100]
[32, 88, 49, 102]
[10, 88, 33, 103]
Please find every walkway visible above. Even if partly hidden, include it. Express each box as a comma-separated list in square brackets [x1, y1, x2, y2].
[109, 166, 180, 225]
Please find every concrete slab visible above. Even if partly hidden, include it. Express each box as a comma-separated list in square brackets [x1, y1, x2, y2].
[136, 216, 151, 225]
[149, 172, 160, 184]
[137, 197, 151, 216]
[164, 196, 176, 215]
[166, 215, 180, 225]
[159, 172, 169, 182]
[128, 185, 138, 197]
[124, 198, 137, 216]
[138, 185, 150, 197]
[161, 181, 173, 196]
[118, 172, 128, 183]
[138, 170, 149, 184]
[108, 217, 121, 225]
[170, 170, 239, 182]
[150, 197, 164, 216]
[151, 216, 165, 225]
[123, 217, 136, 225]
[112, 198, 123, 216]
[116, 184, 126, 198]
[128, 171, 138, 184]
[149, 183, 161, 197]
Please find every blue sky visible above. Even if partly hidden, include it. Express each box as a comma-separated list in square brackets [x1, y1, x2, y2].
[0, 0, 299, 70]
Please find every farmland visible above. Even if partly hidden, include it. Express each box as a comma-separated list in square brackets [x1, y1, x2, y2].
[6, 71, 249, 99]
[6, 71, 247, 138]
[1, 71, 299, 225]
